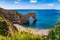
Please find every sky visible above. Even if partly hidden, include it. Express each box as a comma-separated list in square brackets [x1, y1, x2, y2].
[0, 0, 60, 9]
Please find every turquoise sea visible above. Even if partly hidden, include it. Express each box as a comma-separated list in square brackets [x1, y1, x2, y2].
[16, 9, 60, 29]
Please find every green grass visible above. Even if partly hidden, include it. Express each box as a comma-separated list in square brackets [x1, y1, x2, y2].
[45, 22, 60, 40]
[0, 17, 9, 36]
[0, 17, 44, 40]
[0, 16, 60, 40]
[0, 30, 44, 40]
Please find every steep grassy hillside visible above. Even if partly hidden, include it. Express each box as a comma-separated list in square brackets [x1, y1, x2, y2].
[0, 17, 8, 36]
[0, 8, 60, 40]
[0, 17, 43, 40]
[45, 22, 60, 40]
[0, 16, 17, 36]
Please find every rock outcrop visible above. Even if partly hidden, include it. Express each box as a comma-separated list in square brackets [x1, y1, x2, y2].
[0, 8, 37, 25]
[0, 8, 37, 36]
[19, 12, 37, 24]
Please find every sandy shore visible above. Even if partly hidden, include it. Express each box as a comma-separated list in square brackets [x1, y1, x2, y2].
[13, 24, 50, 36]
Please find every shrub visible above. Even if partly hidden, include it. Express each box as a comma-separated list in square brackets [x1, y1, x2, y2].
[45, 22, 60, 40]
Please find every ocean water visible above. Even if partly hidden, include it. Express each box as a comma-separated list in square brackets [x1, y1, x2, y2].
[16, 9, 60, 29]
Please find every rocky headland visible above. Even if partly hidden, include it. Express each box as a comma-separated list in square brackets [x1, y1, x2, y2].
[0, 8, 49, 36]
[0, 8, 37, 24]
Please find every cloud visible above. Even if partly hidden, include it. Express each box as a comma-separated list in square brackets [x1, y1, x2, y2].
[39, 4, 55, 7]
[14, 0, 21, 4]
[30, 0, 37, 3]
[0, 2, 60, 10]
[47, 4, 55, 7]
[14, 1, 19, 3]
[58, 0, 60, 1]
[38, 4, 56, 9]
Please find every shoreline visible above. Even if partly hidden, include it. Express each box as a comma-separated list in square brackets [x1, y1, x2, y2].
[13, 24, 50, 36]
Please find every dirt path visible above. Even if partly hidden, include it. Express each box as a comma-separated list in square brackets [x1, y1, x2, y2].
[13, 24, 50, 36]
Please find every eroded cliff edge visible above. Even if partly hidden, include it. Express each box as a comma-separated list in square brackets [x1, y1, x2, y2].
[0, 8, 37, 25]
[0, 8, 37, 35]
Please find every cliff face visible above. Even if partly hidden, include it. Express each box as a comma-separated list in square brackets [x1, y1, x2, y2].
[0, 8, 37, 25]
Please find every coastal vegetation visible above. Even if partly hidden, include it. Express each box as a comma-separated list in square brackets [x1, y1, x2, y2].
[45, 22, 60, 40]
[0, 16, 43, 40]
[0, 17, 8, 36]
[0, 17, 60, 40]
[0, 8, 60, 40]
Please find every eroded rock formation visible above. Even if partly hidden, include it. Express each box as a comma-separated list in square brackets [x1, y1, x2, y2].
[0, 8, 37, 25]
[0, 8, 37, 35]
[19, 12, 37, 24]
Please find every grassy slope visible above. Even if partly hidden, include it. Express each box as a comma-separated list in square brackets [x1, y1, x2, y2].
[0, 16, 60, 40]
[0, 17, 9, 36]
[0, 17, 43, 40]
[45, 22, 60, 40]
[0, 8, 43, 40]
[0, 8, 60, 40]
